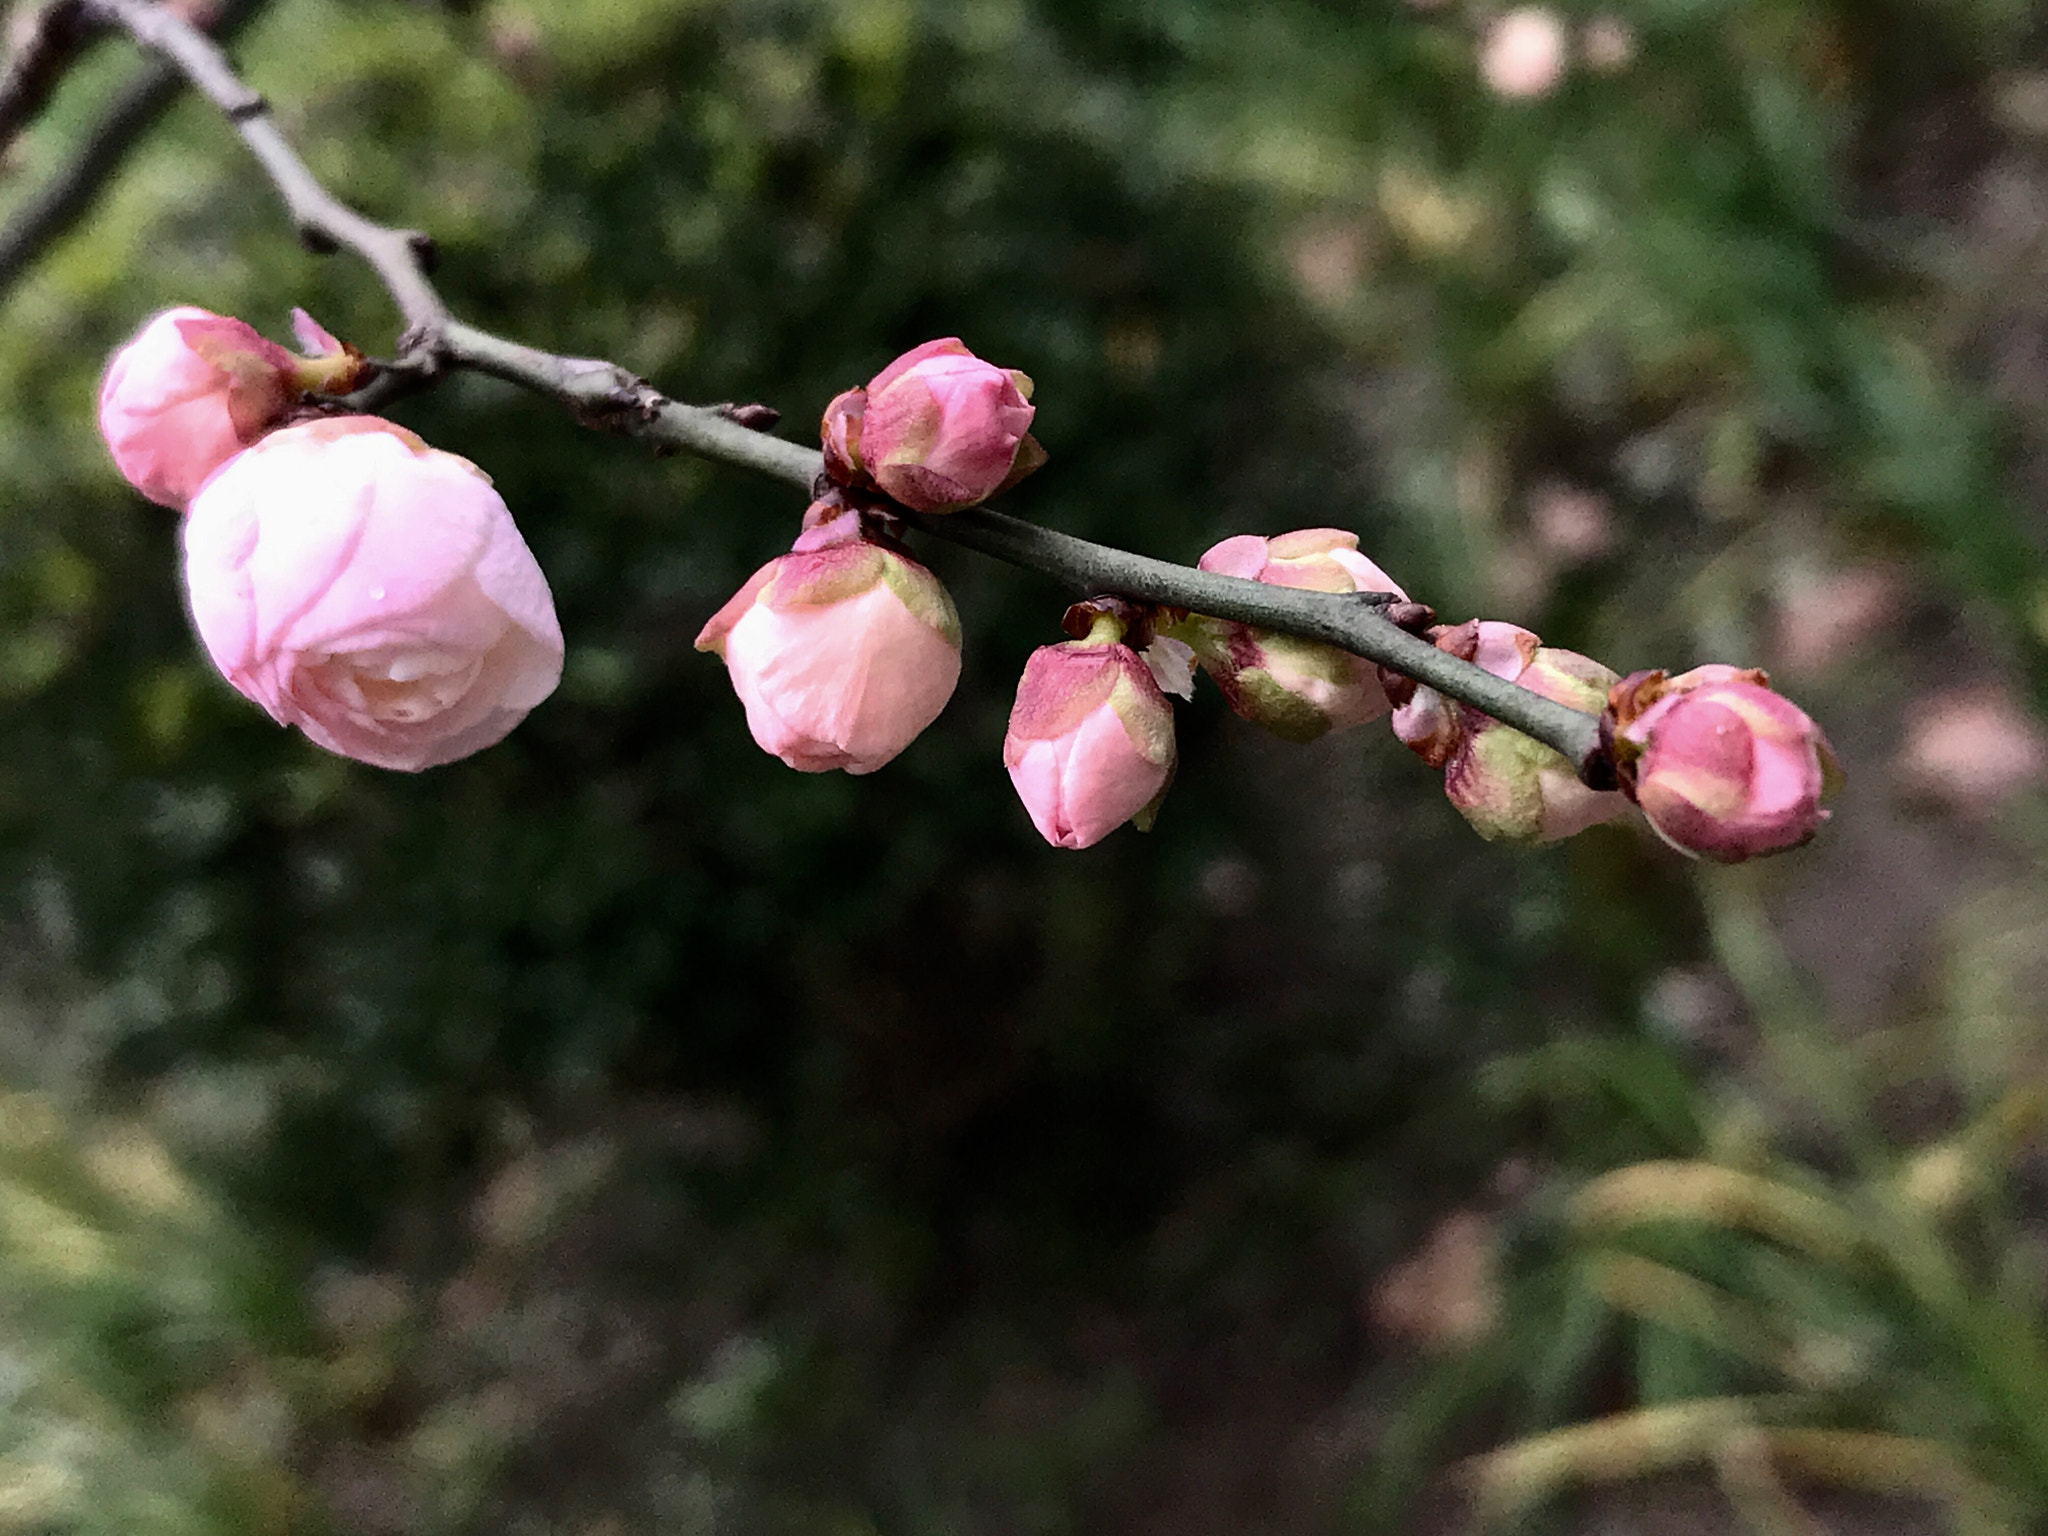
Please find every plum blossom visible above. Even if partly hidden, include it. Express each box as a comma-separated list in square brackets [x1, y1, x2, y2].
[1609, 665, 1840, 861]
[1480, 7, 1569, 99]
[1393, 620, 1626, 843]
[1004, 614, 1176, 849]
[182, 416, 562, 770]
[696, 502, 962, 773]
[821, 338, 1045, 513]
[1183, 529, 1407, 742]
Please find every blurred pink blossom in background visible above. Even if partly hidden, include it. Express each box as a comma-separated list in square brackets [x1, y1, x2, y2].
[1899, 685, 2048, 808]
[1772, 562, 1905, 679]
[1581, 13, 1638, 73]
[1527, 482, 1615, 566]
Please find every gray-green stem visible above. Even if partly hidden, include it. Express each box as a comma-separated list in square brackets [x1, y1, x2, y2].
[74, 0, 1608, 779]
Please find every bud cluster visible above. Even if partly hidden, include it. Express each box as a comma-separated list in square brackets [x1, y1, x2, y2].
[1179, 530, 1405, 742]
[101, 319, 1843, 861]
[1390, 621, 1627, 845]
[708, 336, 1839, 861]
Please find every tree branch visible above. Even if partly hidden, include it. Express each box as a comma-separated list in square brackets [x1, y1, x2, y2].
[0, 0, 266, 290]
[72, 0, 1609, 778]
[77, 0, 442, 330]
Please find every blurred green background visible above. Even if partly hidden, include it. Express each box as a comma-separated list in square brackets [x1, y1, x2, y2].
[2, 0, 2048, 1529]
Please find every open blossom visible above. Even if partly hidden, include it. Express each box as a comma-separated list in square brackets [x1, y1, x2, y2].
[182, 417, 563, 771]
[1393, 621, 1626, 843]
[99, 307, 300, 508]
[1184, 529, 1405, 742]
[1004, 618, 1175, 849]
[820, 338, 1045, 513]
[98, 305, 366, 509]
[696, 504, 962, 774]
[1609, 665, 1840, 861]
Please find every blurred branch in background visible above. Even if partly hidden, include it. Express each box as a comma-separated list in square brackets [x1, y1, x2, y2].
[0, 0, 267, 286]
[0, 0, 93, 149]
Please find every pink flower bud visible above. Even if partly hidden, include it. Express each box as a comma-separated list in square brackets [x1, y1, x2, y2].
[695, 505, 962, 774]
[1004, 627, 1176, 849]
[182, 417, 563, 771]
[98, 307, 300, 508]
[1609, 665, 1841, 862]
[819, 387, 867, 489]
[1185, 529, 1406, 742]
[1393, 621, 1627, 843]
[819, 338, 1045, 513]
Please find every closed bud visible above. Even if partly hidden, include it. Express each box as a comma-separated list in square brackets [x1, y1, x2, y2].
[1186, 529, 1405, 742]
[100, 307, 297, 508]
[1394, 621, 1627, 843]
[696, 503, 962, 774]
[819, 387, 866, 489]
[819, 338, 1044, 512]
[1004, 615, 1176, 849]
[98, 306, 368, 509]
[1608, 664, 1840, 862]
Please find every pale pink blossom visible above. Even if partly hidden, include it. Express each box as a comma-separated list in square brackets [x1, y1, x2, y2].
[1004, 634, 1175, 849]
[1772, 562, 1903, 678]
[695, 505, 961, 773]
[1480, 8, 1569, 99]
[1582, 14, 1637, 73]
[820, 338, 1044, 512]
[1898, 685, 2048, 808]
[1141, 635, 1197, 700]
[1290, 223, 1370, 308]
[98, 307, 299, 508]
[1610, 665, 1839, 861]
[182, 417, 563, 771]
[1185, 529, 1406, 742]
[1528, 482, 1614, 565]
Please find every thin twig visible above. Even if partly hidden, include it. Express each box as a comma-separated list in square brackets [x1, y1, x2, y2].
[78, 0, 442, 330]
[416, 321, 1609, 762]
[72, 0, 1609, 777]
[0, 0, 266, 289]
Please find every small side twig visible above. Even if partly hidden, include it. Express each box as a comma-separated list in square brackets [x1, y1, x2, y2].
[79, 0, 443, 333]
